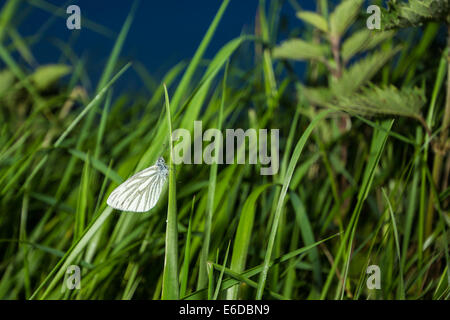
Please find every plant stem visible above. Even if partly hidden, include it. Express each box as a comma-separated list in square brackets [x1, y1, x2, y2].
[426, 25, 450, 238]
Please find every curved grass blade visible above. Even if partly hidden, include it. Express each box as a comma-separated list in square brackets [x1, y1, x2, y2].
[255, 109, 332, 299]
[227, 183, 273, 299]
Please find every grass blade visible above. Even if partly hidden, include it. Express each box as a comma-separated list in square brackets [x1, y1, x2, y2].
[161, 84, 179, 299]
[256, 109, 332, 299]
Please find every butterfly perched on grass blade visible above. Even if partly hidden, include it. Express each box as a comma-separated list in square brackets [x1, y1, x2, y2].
[107, 157, 168, 212]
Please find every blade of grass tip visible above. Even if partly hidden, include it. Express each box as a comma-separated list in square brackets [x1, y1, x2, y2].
[256, 109, 332, 299]
[207, 261, 214, 300]
[198, 60, 229, 290]
[170, 0, 230, 112]
[180, 196, 195, 298]
[0, 0, 21, 43]
[213, 241, 231, 300]
[382, 188, 405, 299]
[145, 61, 186, 110]
[433, 265, 449, 299]
[178, 38, 245, 130]
[22, 62, 131, 189]
[96, 1, 137, 94]
[258, 0, 278, 126]
[8, 28, 36, 66]
[161, 84, 179, 300]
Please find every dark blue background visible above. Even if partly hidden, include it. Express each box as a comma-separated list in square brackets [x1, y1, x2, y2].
[14, 0, 317, 94]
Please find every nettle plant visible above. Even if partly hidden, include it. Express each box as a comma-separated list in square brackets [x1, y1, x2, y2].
[274, 0, 450, 240]
[273, 0, 428, 129]
[382, 0, 450, 28]
[381, 0, 450, 237]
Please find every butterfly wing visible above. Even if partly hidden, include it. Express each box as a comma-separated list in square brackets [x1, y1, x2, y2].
[107, 165, 166, 212]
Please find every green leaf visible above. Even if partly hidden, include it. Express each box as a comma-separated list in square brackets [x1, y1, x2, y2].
[329, 0, 364, 37]
[290, 193, 322, 288]
[30, 64, 71, 91]
[336, 84, 426, 118]
[0, 69, 14, 97]
[227, 184, 273, 299]
[296, 11, 328, 33]
[382, 0, 450, 29]
[301, 86, 334, 108]
[341, 30, 395, 63]
[331, 48, 400, 96]
[273, 39, 328, 61]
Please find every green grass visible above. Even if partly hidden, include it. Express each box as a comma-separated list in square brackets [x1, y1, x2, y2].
[0, 0, 448, 300]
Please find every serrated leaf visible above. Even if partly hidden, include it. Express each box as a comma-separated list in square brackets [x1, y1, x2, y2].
[301, 86, 333, 108]
[273, 39, 328, 61]
[302, 84, 425, 119]
[382, 0, 450, 29]
[331, 47, 400, 96]
[408, 0, 434, 17]
[341, 30, 395, 63]
[297, 11, 328, 33]
[30, 64, 71, 91]
[330, 0, 364, 37]
[335, 85, 426, 117]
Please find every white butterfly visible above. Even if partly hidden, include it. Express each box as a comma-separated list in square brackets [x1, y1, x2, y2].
[107, 157, 169, 212]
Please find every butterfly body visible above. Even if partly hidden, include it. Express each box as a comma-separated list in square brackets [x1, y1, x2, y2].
[107, 157, 168, 212]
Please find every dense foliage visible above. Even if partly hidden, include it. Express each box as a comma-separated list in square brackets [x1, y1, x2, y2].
[0, 0, 448, 299]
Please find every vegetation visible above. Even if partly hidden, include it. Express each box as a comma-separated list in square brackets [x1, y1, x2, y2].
[0, 0, 448, 300]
